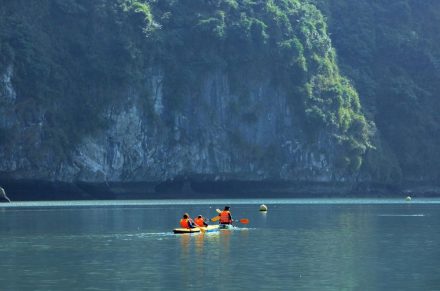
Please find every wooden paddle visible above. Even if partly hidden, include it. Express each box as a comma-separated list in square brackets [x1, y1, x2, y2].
[186, 218, 205, 232]
[194, 217, 209, 232]
[210, 208, 222, 222]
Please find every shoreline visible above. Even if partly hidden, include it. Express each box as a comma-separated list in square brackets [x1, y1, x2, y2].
[1, 179, 439, 201]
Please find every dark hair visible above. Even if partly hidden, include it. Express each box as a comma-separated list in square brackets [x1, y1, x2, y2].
[198, 215, 202, 218]
[224, 206, 230, 210]
[183, 213, 189, 218]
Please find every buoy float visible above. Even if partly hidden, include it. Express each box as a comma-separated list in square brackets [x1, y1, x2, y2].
[405, 196, 412, 201]
[259, 204, 268, 212]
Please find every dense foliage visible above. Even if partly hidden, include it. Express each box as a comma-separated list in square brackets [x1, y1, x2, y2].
[0, 0, 146, 160]
[126, 0, 372, 173]
[311, 0, 440, 182]
[1, 0, 438, 182]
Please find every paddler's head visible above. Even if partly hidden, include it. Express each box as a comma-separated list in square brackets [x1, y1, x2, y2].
[197, 215, 202, 218]
[183, 213, 189, 219]
[224, 206, 230, 211]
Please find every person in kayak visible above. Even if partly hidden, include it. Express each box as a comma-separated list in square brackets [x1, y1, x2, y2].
[180, 213, 197, 229]
[219, 206, 233, 225]
[194, 215, 208, 227]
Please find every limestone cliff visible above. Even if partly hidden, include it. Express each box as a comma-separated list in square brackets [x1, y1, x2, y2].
[0, 65, 340, 184]
[0, 1, 380, 198]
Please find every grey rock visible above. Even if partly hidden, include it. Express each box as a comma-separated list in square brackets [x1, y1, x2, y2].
[0, 66, 342, 187]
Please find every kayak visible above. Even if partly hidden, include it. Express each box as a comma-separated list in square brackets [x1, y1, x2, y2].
[173, 225, 219, 234]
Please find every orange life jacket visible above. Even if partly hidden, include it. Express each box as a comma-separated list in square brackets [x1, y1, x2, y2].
[180, 218, 190, 228]
[220, 210, 232, 224]
[194, 217, 205, 227]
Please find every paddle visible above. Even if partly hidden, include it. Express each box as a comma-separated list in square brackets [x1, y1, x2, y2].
[209, 209, 222, 222]
[212, 208, 249, 224]
[194, 217, 209, 232]
[186, 218, 204, 232]
[211, 215, 249, 224]
[235, 218, 249, 224]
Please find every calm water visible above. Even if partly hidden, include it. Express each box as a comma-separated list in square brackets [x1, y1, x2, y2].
[1, 198, 440, 290]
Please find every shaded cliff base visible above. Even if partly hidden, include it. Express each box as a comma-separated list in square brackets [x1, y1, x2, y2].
[1, 178, 439, 201]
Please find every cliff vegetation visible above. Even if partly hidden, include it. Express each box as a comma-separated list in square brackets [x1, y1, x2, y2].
[1, 0, 439, 194]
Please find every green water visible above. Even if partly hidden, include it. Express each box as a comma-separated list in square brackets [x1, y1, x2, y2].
[1, 199, 440, 290]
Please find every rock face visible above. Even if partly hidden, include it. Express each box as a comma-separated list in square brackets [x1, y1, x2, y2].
[2, 1, 440, 198]
[0, 65, 19, 175]
[0, 66, 337, 186]
[0, 186, 10, 202]
[0, 1, 373, 199]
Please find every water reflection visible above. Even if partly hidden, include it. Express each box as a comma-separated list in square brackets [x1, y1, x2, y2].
[195, 232, 205, 254]
[179, 234, 191, 255]
[178, 230, 230, 256]
[1, 202, 439, 290]
[259, 210, 268, 228]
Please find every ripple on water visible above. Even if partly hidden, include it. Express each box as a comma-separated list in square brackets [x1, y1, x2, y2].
[377, 214, 426, 217]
